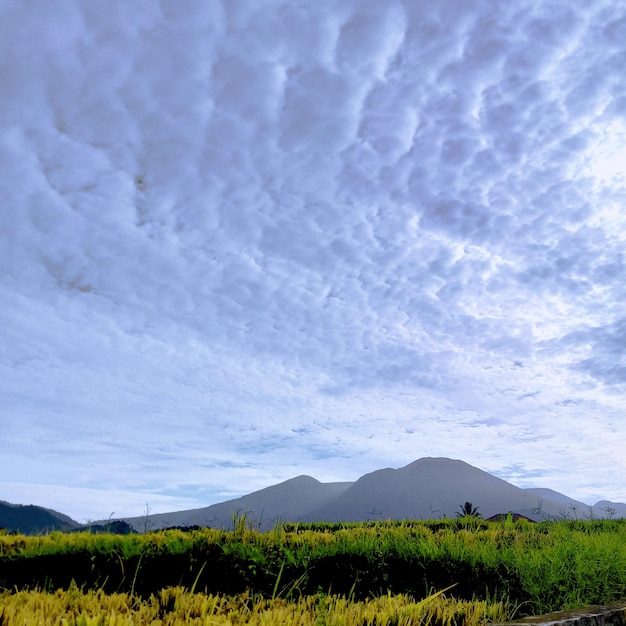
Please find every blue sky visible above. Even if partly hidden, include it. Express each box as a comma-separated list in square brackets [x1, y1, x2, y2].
[2, 0, 626, 523]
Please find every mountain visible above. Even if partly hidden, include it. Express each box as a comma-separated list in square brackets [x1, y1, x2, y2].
[0, 500, 80, 534]
[299, 458, 576, 523]
[7, 458, 624, 533]
[114, 457, 621, 531]
[592, 501, 626, 519]
[524, 489, 622, 520]
[118, 475, 352, 531]
[524, 487, 586, 506]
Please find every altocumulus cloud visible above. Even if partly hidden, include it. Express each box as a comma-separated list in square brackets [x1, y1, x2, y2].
[1, 0, 626, 522]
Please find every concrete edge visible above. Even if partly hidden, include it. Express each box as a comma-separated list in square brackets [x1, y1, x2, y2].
[494, 604, 626, 626]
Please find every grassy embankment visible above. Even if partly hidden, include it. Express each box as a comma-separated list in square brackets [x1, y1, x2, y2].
[1, 518, 625, 625]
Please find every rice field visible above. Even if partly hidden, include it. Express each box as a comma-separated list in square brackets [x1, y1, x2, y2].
[1, 518, 625, 625]
[0, 585, 511, 626]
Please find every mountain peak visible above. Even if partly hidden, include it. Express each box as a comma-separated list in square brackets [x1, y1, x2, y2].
[6, 458, 624, 534]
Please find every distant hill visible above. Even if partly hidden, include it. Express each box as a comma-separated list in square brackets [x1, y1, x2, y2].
[116, 475, 353, 531]
[7, 458, 625, 534]
[524, 487, 585, 506]
[113, 457, 626, 531]
[0, 500, 80, 534]
[592, 500, 626, 519]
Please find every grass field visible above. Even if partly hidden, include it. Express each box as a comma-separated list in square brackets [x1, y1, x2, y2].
[1, 518, 625, 625]
[0, 585, 511, 625]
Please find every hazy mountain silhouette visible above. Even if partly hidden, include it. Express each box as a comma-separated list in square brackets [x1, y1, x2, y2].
[592, 500, 626, 519]
[121, 475, 352, 531]
[6, 458, 624, 534]
[524, 487, 586, 506]
[113, 457, 625, 530]
[298, 458, 577, 523]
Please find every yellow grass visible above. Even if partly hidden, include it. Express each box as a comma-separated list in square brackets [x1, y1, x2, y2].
[0, 585, 510, 626]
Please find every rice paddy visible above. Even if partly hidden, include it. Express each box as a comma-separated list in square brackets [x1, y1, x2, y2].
[1, 518, 625, 625]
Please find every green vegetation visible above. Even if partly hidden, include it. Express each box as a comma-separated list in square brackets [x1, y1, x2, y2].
[1, 518, 626, 624]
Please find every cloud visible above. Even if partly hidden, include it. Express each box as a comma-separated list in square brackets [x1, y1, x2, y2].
[564, 318, 626, 386]
[2, 0, 626, 520]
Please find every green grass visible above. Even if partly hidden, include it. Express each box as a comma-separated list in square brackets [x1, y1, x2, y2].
[1, 519, 626, 615]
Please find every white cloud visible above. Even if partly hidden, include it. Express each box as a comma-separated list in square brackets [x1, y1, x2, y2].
[2, 0, 626, 521]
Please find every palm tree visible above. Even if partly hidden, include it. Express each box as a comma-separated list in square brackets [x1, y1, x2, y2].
[457, 501, 481, 518]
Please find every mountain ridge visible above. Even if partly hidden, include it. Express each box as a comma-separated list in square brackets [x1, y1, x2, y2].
[0, 500, 80, 534]
[3, 458, 624, 534]
[111, 457, 626, 530]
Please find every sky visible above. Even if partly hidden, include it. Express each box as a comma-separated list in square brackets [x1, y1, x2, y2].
[1, 0, 626, 524]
